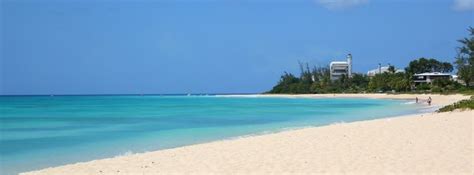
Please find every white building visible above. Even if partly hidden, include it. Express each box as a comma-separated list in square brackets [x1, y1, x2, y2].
[330, 54, 352, 80]
[367, 64, 405, 77]
[413, 72, 453, 84]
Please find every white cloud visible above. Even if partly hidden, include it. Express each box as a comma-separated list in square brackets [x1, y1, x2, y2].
[316, 0, 369, 10]
[453, 0, 474, 11]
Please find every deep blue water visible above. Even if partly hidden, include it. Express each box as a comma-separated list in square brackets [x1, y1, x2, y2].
[0, 95, 423, 175]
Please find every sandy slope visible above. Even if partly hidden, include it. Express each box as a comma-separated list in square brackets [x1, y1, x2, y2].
[22, 94, 473, 175]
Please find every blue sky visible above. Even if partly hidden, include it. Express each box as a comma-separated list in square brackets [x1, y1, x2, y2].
[1, 0, 473, 95]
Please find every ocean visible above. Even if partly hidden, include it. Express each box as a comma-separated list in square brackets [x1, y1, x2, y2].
[0, 95, 424, 175]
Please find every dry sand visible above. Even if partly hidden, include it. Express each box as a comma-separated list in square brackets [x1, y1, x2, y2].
[22, 94, 473, 175]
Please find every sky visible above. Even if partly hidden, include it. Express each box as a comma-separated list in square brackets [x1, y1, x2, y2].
[1, 0, 473, 95]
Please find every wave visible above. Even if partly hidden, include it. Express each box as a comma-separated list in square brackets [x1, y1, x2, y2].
[215, 94, 262, 98]
[114, 150, 134, 158]
[418, 106, 439, 113]
[403, 101, 416, 105]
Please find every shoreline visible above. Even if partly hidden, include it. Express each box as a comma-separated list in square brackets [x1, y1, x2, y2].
[219, 93, 468, 106]
[22, 94, 473, 175]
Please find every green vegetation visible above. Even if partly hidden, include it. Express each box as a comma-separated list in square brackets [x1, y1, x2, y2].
[268, 27, 474, 94]
[455, 27, 474, 87]
[459, 89, 474, 95]
[368, 72, 411, 92]
[437, 96, 474, 112]
[267, 58, 463, 94]
[405, 58, 453, 74]
[268, 63, 370, 94]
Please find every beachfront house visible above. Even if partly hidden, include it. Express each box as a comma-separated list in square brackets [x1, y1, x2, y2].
[412, 72, 453, 85]
[330, 54, 352, 80]
[367, 64, 405, 77]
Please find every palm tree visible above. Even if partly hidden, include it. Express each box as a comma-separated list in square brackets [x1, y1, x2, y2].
[455, 27, 474, 87]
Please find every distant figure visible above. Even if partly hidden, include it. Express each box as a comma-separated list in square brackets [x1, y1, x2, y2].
[427, 97, 432, 106]
[415, 97, 418, 103]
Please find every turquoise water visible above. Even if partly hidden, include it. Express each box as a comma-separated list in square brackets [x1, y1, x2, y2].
[0, 95, 423, 175]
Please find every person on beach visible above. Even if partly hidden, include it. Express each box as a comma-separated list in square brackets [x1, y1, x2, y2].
[427, 97, 432, 106]
[416, 97, 418, 103]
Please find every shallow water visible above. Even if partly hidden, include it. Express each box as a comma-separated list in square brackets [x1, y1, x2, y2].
[0, 95, 423, 175]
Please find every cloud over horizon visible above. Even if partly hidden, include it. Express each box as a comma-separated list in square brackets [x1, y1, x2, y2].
[453, 0, 474, 11]
[316, 0, 369, 10]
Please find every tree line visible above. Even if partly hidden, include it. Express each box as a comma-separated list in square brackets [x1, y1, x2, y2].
[268, 27, 474, 94]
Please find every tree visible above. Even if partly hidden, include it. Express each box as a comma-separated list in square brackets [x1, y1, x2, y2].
[455, 27, 474, 87]
[309, 65, 331, 92]
[389, 72, 410, 92]
[368, 73, 390, 92]
[441, 62, 454, 73]
[298, 61, 313, 85]
[350, 73, 369, 90]
[388, 65, 396, 74]
[268, 72, 299, 93]
[406, 58, 453, 75]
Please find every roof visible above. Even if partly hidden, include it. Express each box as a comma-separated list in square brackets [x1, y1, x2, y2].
[367, 66, 405, 74]
[330, 61, 348, 66]
[413, 72, 452, 76]
[367, 66, 390, 73]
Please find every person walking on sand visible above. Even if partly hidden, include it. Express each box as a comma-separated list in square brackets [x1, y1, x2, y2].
[427, 97, 432, 106]
[416, 97, 418, 103]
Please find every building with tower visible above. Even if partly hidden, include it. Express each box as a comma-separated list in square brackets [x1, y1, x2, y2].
[330, 54, 352, 80]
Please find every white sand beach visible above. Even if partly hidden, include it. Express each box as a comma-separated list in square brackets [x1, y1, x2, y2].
[22, 94, 473, 175]
[223, 93, 468, 108]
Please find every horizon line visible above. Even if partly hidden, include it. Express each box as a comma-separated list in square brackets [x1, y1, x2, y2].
[0, 92, 262, 97]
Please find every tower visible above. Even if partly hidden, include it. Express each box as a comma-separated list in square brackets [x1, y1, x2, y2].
[347, 54, 352, 78]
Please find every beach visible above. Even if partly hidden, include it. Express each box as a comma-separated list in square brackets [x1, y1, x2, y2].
[21, 94, 473, 174]
[223, 93, 468, 107]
